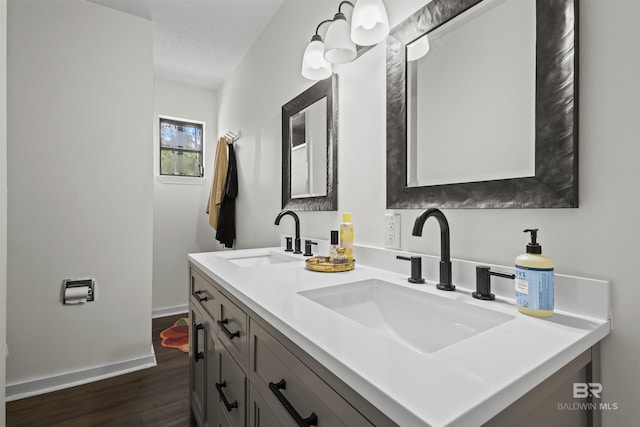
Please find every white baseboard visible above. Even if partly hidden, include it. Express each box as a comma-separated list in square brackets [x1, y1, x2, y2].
[5, 348, 157, 402]
[152, 304, 188, 319]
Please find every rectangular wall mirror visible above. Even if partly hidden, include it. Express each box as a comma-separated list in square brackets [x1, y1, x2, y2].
[387, 0, 578, 208]
[282, 75, 338, 211]
[290, 97, 328, 198]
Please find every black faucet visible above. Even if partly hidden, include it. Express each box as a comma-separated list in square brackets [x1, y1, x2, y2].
[275, 210, 302, 254]
[412, 208, 455, 291]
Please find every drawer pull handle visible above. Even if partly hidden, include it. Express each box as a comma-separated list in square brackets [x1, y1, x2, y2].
[217, 318, 240, 340]
[269, 379, 318, 427]
[215, 381, 238, 412]
[192, 323, 204, 361]
[192, 289, 208, 302]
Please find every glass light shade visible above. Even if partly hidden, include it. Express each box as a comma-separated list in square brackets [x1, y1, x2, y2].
[350, 0, 390, 46]
[323, 14, 357, 64]
[302, 36, 332, 80]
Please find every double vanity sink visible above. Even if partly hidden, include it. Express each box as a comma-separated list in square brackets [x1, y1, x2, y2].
[190, 246, 610, 426]
[219, 249, 514, 355]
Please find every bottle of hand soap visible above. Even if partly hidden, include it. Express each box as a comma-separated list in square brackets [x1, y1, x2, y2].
[340, 212, 354, 261]
[515, 228, 554, 317]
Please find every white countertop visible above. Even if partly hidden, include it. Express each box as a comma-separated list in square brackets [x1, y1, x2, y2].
[188, 246, 610, 427]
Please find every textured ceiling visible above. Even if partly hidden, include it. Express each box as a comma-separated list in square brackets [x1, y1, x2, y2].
[88, 0, 285, 89]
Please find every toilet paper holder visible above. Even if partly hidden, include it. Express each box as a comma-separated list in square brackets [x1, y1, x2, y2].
[62, 278, 95, 304]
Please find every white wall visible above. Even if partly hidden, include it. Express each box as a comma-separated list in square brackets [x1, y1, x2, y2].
[0, 0, 7, 419]
[218, 0, 640, 425]
[6, 0, 154, 395]
[153, 78, 219, 315]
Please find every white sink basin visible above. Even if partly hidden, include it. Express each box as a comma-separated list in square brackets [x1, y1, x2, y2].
[299, 279, 514, 353]
[223, 250, 301, 267]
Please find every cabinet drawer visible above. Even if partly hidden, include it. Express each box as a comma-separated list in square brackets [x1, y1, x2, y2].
[216, 291, 248, 371]
[250, 321, 373, 427]
[215, 345, 247, 427]
[191, 268, 219, 321]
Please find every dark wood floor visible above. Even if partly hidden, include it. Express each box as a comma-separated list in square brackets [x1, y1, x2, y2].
[7, 314, 198, 427]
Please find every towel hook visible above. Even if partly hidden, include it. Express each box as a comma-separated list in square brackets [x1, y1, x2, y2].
[223, 131, 241, 145]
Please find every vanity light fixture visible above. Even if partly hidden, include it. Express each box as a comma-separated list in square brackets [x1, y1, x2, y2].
[302, 0, 389, 80]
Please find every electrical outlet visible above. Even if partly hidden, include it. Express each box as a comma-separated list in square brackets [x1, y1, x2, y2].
[384, 213, 401, 249]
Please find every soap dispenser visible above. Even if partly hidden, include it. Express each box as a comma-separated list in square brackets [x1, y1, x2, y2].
[515, 228, 554, 317]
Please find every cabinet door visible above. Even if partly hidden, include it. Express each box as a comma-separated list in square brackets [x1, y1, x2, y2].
[192, 304, 225, 427]
[204, 317, 221, 427]
[249, 383, 289, 427]
[215, 344, 247, 427]
[190, 306, 207, 426]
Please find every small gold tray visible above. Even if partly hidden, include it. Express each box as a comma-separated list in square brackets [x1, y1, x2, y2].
[305, 256, 355, 272]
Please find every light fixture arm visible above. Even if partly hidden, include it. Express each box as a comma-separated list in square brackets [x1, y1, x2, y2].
[338, 1, 355, 13]
[314, 19, 334, 36]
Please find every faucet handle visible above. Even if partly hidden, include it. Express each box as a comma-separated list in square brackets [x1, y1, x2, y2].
[396, 256, 426, 284]
[303, 240, 317, 257]
[284, 237, 293, 252]
[474, 266, 515, 301]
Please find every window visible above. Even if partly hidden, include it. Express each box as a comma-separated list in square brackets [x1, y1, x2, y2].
[159, 117, 204, 177]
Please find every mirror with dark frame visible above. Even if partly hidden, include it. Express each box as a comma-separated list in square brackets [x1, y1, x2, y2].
[282, 74, 338, 211]
[387, 0, 578, 209]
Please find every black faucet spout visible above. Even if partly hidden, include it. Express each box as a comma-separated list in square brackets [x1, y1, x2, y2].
[412, 208, 454, 291]
[275, 210, 302, 254]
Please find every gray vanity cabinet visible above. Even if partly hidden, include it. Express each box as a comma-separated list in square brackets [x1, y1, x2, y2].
[189, 259, 603, 427]
[189, 263, 395, 427]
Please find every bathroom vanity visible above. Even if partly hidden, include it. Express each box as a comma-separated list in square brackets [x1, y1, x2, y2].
[188, 245, 610, 427]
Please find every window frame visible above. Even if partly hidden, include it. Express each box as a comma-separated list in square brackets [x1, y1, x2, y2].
[159, 116, 205, 179]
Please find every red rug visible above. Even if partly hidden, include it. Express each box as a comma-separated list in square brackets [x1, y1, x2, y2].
[160, 318, 189, 353]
